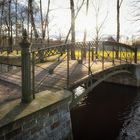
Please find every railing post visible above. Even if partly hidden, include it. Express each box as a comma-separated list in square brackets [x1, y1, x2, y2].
[32, 51, 35, 99]
[134, 45, 138, 64]
[112, 45, 115, 65]
[120, 46, 122, 64]
[67, 45, 70, 88]
[130, 50, 132, 64]
[20, 29, 33, 103]
[102, 43, 104, 70]
[126, 47, 128, 63]
[88, 42, 91, 75]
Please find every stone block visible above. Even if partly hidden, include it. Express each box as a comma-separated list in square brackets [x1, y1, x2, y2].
[51, 121, 60, 130]
[5, 127, 21, 140]
[22, 118, 36, 130]
[13, 133, 23, 140]
[31, 125, 43, 135]
[49, 108, 58, 116]
[44, 126, 51, 135]
[52, 113, 60, 123]
[59, 104, 69, 114]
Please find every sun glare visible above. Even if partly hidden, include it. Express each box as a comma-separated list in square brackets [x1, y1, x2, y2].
[76, 14, 95, 40]
[77, 15, 94, 31]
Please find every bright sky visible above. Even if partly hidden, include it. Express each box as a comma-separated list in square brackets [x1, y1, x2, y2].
[41, 0, 139, 41]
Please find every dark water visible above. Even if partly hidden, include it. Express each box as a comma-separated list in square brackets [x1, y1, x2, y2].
[70, 82, 140, 140]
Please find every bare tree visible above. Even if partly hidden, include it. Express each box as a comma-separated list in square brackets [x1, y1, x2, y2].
[83, 0, 89, 43]
[44, 0, 50, 45]
[64, 0, 85, 59]
[15, 0, 18, 44]
[70, 0, 75, 43]
[8, 0, 13, 51]
[130, 0, 140, 35]
[82, 0, 89, 58]
[0, 0, 5, 46]
[39, 0, 43, 40]
[28, 0, 38, 39]
[0, 0, 41, 47]
[92, 0, 108, 58]
[39, 0, 50, 45]
[117, 0, 124, 42]
[65, 0, 85, 43]
[70, 0, 76, 59]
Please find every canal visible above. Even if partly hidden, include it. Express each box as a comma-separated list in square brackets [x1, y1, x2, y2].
[70, 82, 140, 140]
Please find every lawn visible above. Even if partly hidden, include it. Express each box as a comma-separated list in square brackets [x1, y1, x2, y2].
[0, 50, 139, 66]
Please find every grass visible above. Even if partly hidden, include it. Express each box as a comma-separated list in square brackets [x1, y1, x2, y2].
[0, 55, 21, 66]
[0, 50, 139, 66]
[74, 50, 136, 61]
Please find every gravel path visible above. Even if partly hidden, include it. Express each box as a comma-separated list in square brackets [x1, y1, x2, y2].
[0, 60, 115, 105]
[0, 80, 21, 104]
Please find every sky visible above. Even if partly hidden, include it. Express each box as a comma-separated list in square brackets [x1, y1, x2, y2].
[40, 0, 139, 41]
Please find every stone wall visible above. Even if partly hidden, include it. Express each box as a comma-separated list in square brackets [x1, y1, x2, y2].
[0, 90, 73, 140]
[102, 73, 137, 87]
[101, 64, 140, 87]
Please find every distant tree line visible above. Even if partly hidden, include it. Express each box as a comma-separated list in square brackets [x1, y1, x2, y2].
[1, 0, 139, 52]
[0, 0, 50, 48]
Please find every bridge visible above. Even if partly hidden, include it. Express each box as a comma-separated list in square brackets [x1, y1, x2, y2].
[1, 34, 140, 139]
[0, 38, 139, 107]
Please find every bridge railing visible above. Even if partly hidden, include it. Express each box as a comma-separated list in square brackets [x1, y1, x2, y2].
[133, 44, 140, 63]
[31, 43, 67, 63]
[0, 41, 136, 64]
[102, 41, 135, 64]
[29, 41, 136, 93]
[0, 38, 137, 103]
[30, 40, 135, 64]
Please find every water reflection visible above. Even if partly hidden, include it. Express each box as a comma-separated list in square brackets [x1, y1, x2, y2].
[70, 82, 138, 140]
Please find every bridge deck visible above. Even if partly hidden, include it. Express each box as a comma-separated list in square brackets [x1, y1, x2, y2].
[0, 59, 117, 104]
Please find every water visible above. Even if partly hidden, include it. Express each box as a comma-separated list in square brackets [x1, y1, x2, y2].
[70, 82, 140, 140]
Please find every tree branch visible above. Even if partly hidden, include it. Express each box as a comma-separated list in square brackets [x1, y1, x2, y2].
[65, 0, 85, 43]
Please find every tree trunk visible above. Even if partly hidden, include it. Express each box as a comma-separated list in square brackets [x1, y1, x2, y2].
[8, 0, 13, 52]
[70, 0, 76, 59]
[15, 0, 18, 45]
[27, 1, 30, 38]
[83, 0, 89, 59]
[40, 0, 43, 40]
[83, 0, 89, 43]
[28, 0, 38, 39]
[8, 0, 11, 43]
[117, 0, 120, 42]
[65, 0, 85, 44]
[43, 0, 50, 46]
[0, 1, 4, 47]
